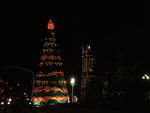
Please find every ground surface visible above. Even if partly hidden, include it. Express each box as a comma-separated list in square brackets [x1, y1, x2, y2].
[0, 103, 149, 113]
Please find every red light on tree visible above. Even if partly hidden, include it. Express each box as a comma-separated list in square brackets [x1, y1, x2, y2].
[48, 19, 54, 30]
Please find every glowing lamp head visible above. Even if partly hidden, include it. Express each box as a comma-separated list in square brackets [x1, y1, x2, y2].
[7, 102, 10, 105]
[88, 45, 90, 50]
[8, 98, 12, 102]
[70, 78, 75, 86]
[147, 76, 150, 80]
[142, 76, 145, 80]
[1, 102, 4, 105]
[48, 19, 54, 30]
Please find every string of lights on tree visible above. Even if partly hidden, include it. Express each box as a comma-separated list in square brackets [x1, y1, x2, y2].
[32, 19, 68, 106]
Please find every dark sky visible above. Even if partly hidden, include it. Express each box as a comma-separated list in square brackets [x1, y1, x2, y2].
[0, 2, 148, 82]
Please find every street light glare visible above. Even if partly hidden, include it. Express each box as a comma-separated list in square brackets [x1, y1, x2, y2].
[7, 102, 10, 105]
[142, 74, 150, 80]
[88, 45, 90, 50]
[71, 78, 75, 85]
[142, 76, 145, 79]
[146, 75, 150, 80]
[1, 102, 4, 105]
[8, 98, 12, 102]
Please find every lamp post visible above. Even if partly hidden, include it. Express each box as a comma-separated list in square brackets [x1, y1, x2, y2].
[70, 78, 75, 103]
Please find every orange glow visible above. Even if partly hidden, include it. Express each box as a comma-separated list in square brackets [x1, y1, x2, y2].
[48, 19, 54, 30]
[32, 96, 69, 103]
[33, 86, 68, 93]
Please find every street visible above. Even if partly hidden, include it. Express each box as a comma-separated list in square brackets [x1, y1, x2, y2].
[1, 103, 149, 113]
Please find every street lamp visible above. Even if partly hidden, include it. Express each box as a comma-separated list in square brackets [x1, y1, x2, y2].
[70, 78, 75, 103]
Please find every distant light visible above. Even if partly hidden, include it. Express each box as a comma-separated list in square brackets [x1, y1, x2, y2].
[5, 82, 8, 85]
[24, 93, 26, 95]
[9, 87, 12, 90]
[7, 102, 10, 105]
[146, 75, 150, 80]
[105, 72, 109, 74]
[1, 102, 4, 105]
[142, 74, 150, 80]
[26, 98, 29, 101]
[36, 105, 40, 107]
[29, 102, 32, 105]
[33, 101, 41, 107]
[8, 98, 12, 102]
[88, 45, 90, 50]
[17, 83, 20, 86]
[0, 79, 4, 83]
[142, 76, 145, 79]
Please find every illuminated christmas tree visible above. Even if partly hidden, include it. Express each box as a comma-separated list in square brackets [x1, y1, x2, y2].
[32, 19, 68, 106]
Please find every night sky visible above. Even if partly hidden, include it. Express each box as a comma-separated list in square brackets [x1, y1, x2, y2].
[0, 2, 148, 83]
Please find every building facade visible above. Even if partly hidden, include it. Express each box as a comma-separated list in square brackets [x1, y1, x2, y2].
[81, 45, 96, 100]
